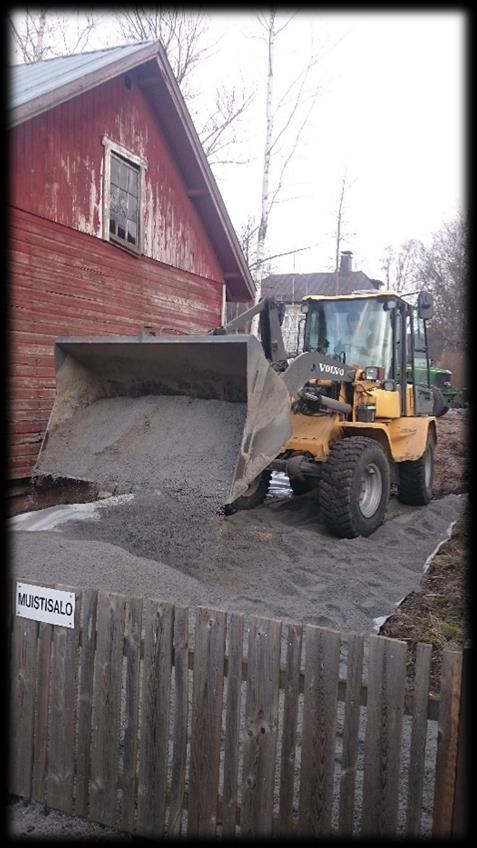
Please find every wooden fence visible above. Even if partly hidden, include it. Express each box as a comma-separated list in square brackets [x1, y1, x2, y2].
[9, 581, 467, 838]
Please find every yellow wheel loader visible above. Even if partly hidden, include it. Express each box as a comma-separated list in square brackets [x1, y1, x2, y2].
[213, 288, 437, 537]
[35, 290, 436, 539]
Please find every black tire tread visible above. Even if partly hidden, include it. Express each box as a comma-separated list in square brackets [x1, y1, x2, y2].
[397, 434, 435, 505]
[320, 436, 390, 538]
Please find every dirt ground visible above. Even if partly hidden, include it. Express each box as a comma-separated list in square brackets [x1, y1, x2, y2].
[429, 409, 469, 499]
[380, 409, 470, 690]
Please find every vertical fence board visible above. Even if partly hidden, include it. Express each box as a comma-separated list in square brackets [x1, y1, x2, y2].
[278, 621, 303, 836]
[187, 607, 226, 838]
[89, 591, 127, 827]
[168, 605, 190, 838]
[10, 612, 38, 798]
[452, 646, 470, 837]
[240, 616, 281, 838]
[136, 599, 173, 836]
[74, 589, 97, 817]
[120, 596, 143, 833]
[361, 635, 407, 836]
[432, 649, 463, 838]
[222, 611, 245, 838]
[46, 587, 80, 814]
[299, 625, 341, 836]
[338, 631, 364, 836]
[31, 623, 53, 805]
[406, 642, 432, 836]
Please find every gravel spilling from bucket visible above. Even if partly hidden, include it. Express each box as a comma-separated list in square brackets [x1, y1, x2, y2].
[35, 395, 247, 510]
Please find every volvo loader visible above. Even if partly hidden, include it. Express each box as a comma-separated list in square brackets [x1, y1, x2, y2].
[35, 289, 436, 538]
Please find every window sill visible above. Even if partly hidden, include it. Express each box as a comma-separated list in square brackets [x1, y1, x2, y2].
[108, 235, 142, 258]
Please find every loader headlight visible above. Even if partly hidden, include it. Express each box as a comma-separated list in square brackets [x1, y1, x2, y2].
[363, 366, 384, 381]
[382, 379, 396, 391]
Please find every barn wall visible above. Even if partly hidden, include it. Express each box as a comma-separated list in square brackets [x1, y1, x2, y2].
[10, 75, 224, 283]
[9, 206, 223, 479]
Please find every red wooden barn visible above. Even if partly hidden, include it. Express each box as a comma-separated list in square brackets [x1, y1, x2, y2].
[9, 41, 254, 483]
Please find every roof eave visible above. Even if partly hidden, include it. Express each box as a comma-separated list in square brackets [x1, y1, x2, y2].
[9, 41, 160, 128]
[151, 51, 255, 301]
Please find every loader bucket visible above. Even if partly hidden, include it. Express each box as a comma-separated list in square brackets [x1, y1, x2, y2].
[35, 334, 293, 505]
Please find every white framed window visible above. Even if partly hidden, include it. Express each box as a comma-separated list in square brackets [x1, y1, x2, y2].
[102, 136, 147, 254]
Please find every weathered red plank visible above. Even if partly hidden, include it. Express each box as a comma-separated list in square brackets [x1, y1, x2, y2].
[8, 198, 225, 478]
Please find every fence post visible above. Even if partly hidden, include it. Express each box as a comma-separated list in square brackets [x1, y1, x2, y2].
[451, 646, 470, 836]
[432, 649, 463, 837]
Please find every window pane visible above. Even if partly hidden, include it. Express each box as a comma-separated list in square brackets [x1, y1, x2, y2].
[128, 168, 138, 195]
[127, 220, 137, 244]
[118, 189, 128, 216]
[110, 156, 121, 186]
[109, 218, 116, 235]
[118, 160, 128, 190]
[110, 185, 121, 213]
[127, 194, 137, 219]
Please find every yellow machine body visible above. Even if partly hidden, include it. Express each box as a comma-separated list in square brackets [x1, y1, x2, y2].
[286, 377, 436, 463]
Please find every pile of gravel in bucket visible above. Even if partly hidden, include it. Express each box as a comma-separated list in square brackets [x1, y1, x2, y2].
[35, 395, 247, 511]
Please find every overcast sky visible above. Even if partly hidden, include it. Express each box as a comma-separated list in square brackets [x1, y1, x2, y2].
[11, 9, 465, 281]
[202, 10, 465, 279]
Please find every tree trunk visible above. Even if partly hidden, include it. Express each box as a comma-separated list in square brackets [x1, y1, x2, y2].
[252, 12, 275, 336]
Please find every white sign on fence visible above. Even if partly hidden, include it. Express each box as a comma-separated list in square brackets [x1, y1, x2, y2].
[16, 582, 75, 629]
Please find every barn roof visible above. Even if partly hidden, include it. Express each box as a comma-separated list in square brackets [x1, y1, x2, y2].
[262, 271, 381, 300]
[9, 41, 254, 301]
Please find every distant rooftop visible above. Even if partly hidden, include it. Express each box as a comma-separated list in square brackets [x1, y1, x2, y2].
[262, 271, 381, 301]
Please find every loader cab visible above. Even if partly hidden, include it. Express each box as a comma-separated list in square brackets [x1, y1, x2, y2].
[301, 290, 434, 416]
[302, 294, 394, 374]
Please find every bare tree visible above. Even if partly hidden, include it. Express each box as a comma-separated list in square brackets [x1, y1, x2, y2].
[198, 85, 255, 164]
[332, 171, 356, 292]
[381, 244, 393, 289]
[334, 173, 346, 278]
[116, 8, 211, 92]
[251, 11, 321, 332]
[380, 239, 424, 294]
[8, 9, 96, 63]
[115, 8, 254, 164]
[415, 215, 467, 349]
[238, 215, 260, 269]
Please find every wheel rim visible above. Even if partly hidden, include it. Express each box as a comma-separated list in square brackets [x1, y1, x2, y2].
[359, 462, 383, 517]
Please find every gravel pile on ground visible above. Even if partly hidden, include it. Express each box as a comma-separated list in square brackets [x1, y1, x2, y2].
[11, 486, 466, 632]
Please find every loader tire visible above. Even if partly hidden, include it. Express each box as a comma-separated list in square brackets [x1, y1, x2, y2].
[225, 470, 271, 514]
[431, 385, 448, 417]
[319, 437, 390, 538]
[397, 431, 435, 505]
